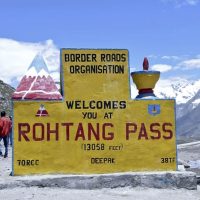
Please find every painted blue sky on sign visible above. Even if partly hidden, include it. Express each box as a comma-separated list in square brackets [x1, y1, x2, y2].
[0, 0, 199, 88]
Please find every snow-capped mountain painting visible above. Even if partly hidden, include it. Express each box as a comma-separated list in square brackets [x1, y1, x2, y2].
[12, 54, 62, 100]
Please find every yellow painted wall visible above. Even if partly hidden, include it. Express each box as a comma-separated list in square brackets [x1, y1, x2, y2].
[13, 49, 176, 175]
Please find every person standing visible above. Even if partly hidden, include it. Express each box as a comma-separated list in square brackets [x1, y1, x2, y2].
[0, 111, 12, 158]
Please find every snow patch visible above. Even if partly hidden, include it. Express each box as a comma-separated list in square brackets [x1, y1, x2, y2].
[177, 141, 200, 149]
[25, 67, 37, 77]
[38, 68, 49, 77]
[154, 78, 200, 104]
[192, 99, 200, 109]
[188, 160, 200, 169]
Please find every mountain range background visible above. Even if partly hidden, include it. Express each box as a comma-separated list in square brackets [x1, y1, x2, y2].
[132, 78, 200, 143]
[157, 79, 200, 143]
[0, 77, 199, 143]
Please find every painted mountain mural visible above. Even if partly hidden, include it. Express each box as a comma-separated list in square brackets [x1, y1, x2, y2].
[12, 54, 62, 100]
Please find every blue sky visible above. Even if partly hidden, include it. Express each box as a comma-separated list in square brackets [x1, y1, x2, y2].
[0, 0, 200, 88]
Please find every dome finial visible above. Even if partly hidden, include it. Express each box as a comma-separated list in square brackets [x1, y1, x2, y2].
[143, 57, 149, 70]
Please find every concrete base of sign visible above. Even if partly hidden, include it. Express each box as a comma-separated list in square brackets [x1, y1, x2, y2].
[0, 171, 197, 190]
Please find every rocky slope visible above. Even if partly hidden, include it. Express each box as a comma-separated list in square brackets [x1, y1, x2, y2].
[0, 80, 15, 116]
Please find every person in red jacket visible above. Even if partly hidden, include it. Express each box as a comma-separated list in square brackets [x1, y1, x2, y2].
[0, 111, 12, 158]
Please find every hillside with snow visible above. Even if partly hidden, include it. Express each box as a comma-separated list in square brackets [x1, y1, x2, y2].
[176, 90, 200, 141]
[131, 78, 200, 104]
[155, 79, 200, 104]
[131, 78, 200, 141]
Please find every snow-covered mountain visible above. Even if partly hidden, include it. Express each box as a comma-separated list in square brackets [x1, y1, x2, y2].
[131, 78, 200, 104]
[131, 78, 200, 141]
[160, 79, 200, 141]
[175, 89, 200, 140]
[155, 79, 200, 120]
[12, 54, 62, 100]
[155, 79, 200, 104]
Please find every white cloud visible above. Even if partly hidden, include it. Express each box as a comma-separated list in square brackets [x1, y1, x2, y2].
[148, 55, 158, 59]
[130, 67, 136, 72]
[162, 0, 199, 7]
[161, 55, 179, 60]
[0, 38, 60, 86]
[151, 64, 172, 72]
[130, 84, 138, 99]
[50, 71, 60, 83]
[186, 0, 199, 5]
[178, 58, 200, 70]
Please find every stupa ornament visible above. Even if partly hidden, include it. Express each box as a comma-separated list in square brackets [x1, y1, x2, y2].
[131, 57, 160, 98]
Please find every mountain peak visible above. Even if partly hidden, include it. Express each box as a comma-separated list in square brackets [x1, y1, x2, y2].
[155, 79, 200, 104]
[27, 53, 49, 75]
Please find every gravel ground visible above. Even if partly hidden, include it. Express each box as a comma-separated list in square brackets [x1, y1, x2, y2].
[0, 144, 200, 200]
[0, 186, 200, 200]
[177, 141, 200, 176]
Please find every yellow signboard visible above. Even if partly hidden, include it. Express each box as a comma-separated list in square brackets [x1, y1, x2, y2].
[61, 49, 129, 100]
[13, 49, 177, 175]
